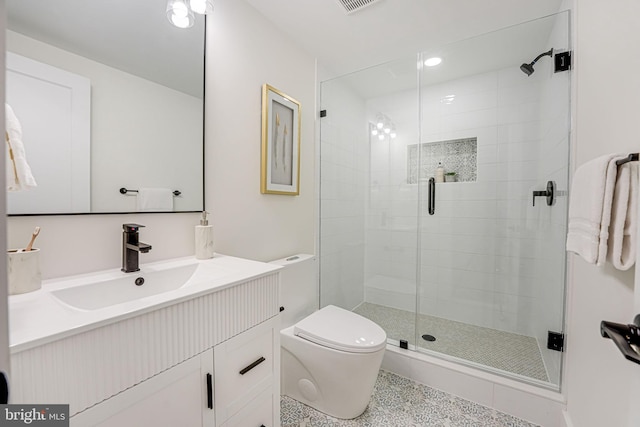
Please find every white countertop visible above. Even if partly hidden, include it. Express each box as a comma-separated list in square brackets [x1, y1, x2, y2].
[8, 254, 281, 353]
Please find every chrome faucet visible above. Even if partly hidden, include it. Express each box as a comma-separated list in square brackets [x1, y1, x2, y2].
[122, 224, 152, 273]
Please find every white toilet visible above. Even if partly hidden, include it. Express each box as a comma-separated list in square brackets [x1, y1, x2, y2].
[271, 254, 387, 420]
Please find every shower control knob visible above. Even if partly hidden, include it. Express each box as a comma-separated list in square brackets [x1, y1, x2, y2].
[532, 181, 555, 207]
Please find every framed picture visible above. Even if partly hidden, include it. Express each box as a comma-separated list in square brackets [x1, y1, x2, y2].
[261, 84, 301, 195]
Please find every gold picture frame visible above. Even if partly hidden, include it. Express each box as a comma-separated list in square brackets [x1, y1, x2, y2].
[261, 84, 301, 195]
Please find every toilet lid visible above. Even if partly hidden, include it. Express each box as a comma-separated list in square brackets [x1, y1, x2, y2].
[294, 305, 387, 353]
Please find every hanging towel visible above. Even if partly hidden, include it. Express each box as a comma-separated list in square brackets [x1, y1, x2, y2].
[606, 162, 638, 270]
[136, 188, 174, 212]
[5, 104, 37, 191]
[566, 153, 624, 265]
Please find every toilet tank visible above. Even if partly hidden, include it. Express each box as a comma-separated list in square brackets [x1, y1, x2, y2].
[270, 254, 318, 329]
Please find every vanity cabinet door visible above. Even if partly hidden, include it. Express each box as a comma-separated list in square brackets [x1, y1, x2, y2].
[71, 349, 215, 427]
[214, 317, 280, 427]
[219, 388, 275, 427]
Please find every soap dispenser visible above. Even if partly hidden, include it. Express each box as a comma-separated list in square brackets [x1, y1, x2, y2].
[195, 211, 214, 260]
[435, 162, 444, 183]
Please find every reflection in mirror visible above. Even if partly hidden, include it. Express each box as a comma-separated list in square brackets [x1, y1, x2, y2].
[6, 0, 205, 215]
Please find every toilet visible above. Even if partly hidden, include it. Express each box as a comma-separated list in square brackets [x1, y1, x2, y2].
[271, 254, 387, 420]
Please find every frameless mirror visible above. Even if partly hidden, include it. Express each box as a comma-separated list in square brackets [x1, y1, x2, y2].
[6, 0, 205, 215]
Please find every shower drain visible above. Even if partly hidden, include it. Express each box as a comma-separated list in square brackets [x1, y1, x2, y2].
[422, 334, 436, 342]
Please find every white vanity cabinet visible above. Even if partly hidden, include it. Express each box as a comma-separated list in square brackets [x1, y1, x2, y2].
[9, 258, 281, 427]
[70, 317, 281, 427]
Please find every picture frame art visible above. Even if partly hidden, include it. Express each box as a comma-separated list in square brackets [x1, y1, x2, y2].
[261, 84, 301, 195]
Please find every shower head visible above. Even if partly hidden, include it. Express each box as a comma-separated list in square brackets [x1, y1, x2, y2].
[520, 48, 554, 76]
[520, 63, 535, 76]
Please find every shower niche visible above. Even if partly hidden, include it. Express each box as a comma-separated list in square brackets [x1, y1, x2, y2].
[407, 137, 477, 184]
[319, 11, 570, 389]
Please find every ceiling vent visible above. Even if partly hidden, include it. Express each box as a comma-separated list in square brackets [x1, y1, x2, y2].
[335, 0, 383, 14]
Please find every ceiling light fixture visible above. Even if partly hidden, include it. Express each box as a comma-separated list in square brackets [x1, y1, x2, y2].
[167, 0, 194, 28]
[167, 0, 213, 28]
[424, 57, 442, 67]
[189, 0, 214, 14]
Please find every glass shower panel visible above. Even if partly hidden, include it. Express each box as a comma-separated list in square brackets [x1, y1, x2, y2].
[416, 12, 570, 387]
[319, 57, 420, 348]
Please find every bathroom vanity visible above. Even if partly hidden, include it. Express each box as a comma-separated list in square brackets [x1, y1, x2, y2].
[8, 255, 281, 427]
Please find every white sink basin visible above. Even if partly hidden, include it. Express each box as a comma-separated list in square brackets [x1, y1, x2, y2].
[51, 263, 198, 311]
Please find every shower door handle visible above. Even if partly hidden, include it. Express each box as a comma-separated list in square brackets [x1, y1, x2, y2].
[428, 177, 435, 215]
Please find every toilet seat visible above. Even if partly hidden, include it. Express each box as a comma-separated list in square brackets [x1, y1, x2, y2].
[293, 305, 387, 353]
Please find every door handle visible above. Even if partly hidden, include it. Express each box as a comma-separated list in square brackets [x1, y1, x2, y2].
[428, 177, 435, 215]
[206, 373, 213, 409]
[239, 357, 266, 375]
[601, 314, 640, 365]
[0, 372, 8, 404]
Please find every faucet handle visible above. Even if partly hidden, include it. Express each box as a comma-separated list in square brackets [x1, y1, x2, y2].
[123, 223, 145, 232]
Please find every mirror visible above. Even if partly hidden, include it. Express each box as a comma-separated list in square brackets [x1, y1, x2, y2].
[6, 0, 205, 215]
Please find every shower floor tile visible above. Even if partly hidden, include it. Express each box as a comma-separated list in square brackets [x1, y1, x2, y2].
[353, 302, 549, 382]
[281, 370, 539, 427]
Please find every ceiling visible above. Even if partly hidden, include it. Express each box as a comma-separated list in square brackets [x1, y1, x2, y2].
[244, 0, 566, 95]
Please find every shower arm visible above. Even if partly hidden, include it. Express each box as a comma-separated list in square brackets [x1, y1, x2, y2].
[528, 48, 553, 67]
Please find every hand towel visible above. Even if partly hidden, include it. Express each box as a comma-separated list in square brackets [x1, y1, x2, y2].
[566, 153, 624, 265]
[5, 103, 37, 191]
[606, 162, 638, 270]
[136, 188, 174, 212]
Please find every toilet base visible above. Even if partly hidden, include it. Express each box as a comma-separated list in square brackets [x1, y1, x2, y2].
[281, 326, 385, 420]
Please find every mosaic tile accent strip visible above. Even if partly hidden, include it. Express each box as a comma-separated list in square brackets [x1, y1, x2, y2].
[407, 137, 477, 184]
[281, 370, 539, 427]
[353, 303, 549, 382]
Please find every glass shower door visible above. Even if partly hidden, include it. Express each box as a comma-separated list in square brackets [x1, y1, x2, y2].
[319, 56, 420, 349]
[416, 11, 571, 387]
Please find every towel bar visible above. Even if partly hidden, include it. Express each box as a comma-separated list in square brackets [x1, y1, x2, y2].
[119, 187, 181, 196]
[615, 153, 639, 166]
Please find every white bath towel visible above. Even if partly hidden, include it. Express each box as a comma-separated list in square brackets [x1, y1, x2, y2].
[566, 153, 624, 265]
[5, 103, 37, 191]
[606, 162, 638, 270]
[136, 188, 174, 212]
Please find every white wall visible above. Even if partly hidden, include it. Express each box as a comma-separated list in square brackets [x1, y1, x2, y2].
[319, 79, 368, 310]
[205, 0, 316, 262]
[563, 1, 640, 426]
[7, 31, 203, 213]
[7, 213, 198, 279]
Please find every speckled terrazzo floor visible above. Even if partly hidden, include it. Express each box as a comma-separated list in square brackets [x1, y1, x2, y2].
[353, 303, 548, 382]
[281, 370, 539, 427]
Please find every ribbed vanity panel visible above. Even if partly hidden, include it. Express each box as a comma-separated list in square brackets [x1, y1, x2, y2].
[10, 272, 279, 415]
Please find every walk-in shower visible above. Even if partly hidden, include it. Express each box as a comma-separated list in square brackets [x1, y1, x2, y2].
[319, 11, 570, 389]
